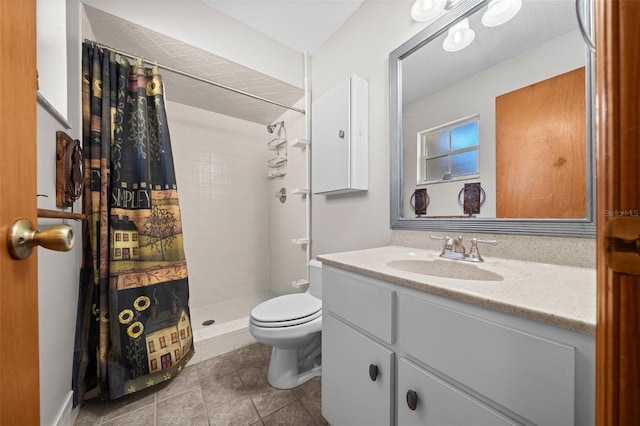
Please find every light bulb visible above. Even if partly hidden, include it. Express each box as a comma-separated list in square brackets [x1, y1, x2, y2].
[411, 0, 447, 22]
[443, 18, 475, 52]
[482, 0, 522, 27]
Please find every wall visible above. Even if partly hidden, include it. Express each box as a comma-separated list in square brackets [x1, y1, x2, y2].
[36, 1, 84, 425]
[167, 101, 271, 308]
[311, 3, 595, 261]
[310, 1, 431, 257]
[402, 30, 585, 218]
[37, 0, 67, 115]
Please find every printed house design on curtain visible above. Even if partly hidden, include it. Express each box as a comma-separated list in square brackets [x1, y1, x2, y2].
[111, 215, 140, 261]
[145, 308, 192, 372]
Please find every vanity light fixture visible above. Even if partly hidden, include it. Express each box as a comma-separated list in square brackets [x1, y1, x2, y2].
[481, 0, 522, 27]
[442, 18, 476, 52]
[411, 0, 447, 23]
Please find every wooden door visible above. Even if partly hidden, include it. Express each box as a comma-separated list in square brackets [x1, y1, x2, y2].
[496, 67, 587, 218]
[0, 0, 40, 424]
[596, 1, 640, 424]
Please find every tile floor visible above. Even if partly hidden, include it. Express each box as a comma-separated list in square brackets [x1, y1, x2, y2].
[73, 343, 328, 425]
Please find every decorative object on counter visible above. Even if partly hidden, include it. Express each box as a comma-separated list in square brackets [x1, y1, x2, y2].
[56, 131, 83, 208]
[458, 182, 484, 216]
[410, 188, 429, 217]
[266, 121, 287, 179]
[275, 187, 287, 204]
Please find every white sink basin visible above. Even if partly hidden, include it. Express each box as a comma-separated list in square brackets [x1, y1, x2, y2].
[386, 259, 504, 281]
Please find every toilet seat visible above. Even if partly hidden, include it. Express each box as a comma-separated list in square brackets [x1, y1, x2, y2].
[250, 293, 322, 328]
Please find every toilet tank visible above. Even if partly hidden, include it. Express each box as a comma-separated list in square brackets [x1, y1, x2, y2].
[308, 259, 323, 300]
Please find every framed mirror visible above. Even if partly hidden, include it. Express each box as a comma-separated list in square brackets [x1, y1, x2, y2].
[389, 0, 595, 237]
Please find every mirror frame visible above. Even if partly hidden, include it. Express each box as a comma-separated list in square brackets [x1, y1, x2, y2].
[389, 0, 595, 237]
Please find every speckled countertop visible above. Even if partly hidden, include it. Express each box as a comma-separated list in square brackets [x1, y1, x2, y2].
[317, 245, 596, 336]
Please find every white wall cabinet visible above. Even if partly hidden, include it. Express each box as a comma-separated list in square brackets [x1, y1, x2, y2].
[321, 265, 595, 426]
[312, 75, 368, 194]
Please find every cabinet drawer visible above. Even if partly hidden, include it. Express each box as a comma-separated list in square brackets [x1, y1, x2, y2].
[322, 313, 394, 426]
[323, 266, 395, 344]
[398, 357, 518, 426]
[399, 294, 575, 426]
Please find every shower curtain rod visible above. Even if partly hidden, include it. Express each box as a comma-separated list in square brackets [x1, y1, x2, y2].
[85, 40, 306, 115]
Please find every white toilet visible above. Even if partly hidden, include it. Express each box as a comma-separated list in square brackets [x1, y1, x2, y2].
[249, 260, 322, 389]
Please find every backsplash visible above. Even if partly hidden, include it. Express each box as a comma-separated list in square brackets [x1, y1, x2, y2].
[392, 230, 595, 268]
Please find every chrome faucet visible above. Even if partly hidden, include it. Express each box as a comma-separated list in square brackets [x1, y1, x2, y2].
[431, 235, 498, 262]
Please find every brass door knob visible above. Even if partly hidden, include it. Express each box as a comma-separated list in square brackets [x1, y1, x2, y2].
[7, 218, 74, 260]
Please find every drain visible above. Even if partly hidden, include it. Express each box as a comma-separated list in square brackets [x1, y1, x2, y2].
[202, 319, 215, 326]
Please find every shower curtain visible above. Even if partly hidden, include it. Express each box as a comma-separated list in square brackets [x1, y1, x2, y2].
[73, 43, 194, 405]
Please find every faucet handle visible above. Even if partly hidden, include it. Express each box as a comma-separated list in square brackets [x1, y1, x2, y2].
[430, 235, 447, 240]
[473, 238, 498, 246]
[468, 238, 498, 261]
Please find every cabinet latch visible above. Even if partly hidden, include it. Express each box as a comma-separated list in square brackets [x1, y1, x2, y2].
[604, 216, 640, 276]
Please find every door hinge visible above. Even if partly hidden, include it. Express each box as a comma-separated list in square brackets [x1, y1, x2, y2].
[604, 216, 640, 276]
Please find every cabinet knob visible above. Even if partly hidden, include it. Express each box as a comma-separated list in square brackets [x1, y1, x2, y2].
[369, 364, 379, 381]
[338, 129, 345, 139]
[406, 390, 418, 411]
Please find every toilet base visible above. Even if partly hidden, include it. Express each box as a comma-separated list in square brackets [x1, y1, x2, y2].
[267, 345, 322, 389]
[265, 332, 322, 389]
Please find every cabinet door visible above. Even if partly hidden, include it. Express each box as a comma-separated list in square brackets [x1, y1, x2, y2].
[398, 358, 519, 426]
[312, 78, 350, 193]
[322, 313, 394, 426]
[399, 294, 575, 425]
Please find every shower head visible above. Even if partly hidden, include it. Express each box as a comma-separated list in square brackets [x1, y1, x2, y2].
[267, 121, 284, 134]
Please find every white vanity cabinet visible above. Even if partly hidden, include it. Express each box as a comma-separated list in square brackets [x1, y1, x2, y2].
[323, 314, 394, 425]
[321, 265, 595, 426]
[322, 266, 396, 425]
[397, 357, 517, 426]
[311, 75, 368, 194]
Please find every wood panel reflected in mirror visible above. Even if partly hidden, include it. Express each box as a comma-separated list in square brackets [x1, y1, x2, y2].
[496, 67, 586, 219]
[389, 0, 595, 236]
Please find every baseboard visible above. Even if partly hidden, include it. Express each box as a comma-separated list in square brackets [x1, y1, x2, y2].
[53, 391, 74, 426]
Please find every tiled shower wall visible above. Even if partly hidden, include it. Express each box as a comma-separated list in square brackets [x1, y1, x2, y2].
[166, 98, 309, 309]
[167, 100, 271, 309]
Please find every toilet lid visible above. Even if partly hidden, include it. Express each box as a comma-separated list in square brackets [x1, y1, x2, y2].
[251, 293, 322, 325]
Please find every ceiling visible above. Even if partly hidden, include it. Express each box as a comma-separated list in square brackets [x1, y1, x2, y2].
[83, 0, 365, 126]
[199, 0, 365, 54]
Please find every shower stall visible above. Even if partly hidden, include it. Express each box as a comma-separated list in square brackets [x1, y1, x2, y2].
[83, 5, 312, 366]
[168, 99, 310, 364]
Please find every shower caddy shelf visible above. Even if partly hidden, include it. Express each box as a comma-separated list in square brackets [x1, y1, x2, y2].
[267, 157, 288, 168]
[291, 238, 310, 245]
[266, 134, 287, 179]
[291, 138, 309, 148]
[288, 134, 310, 250]
[267, 137, 287, 150]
